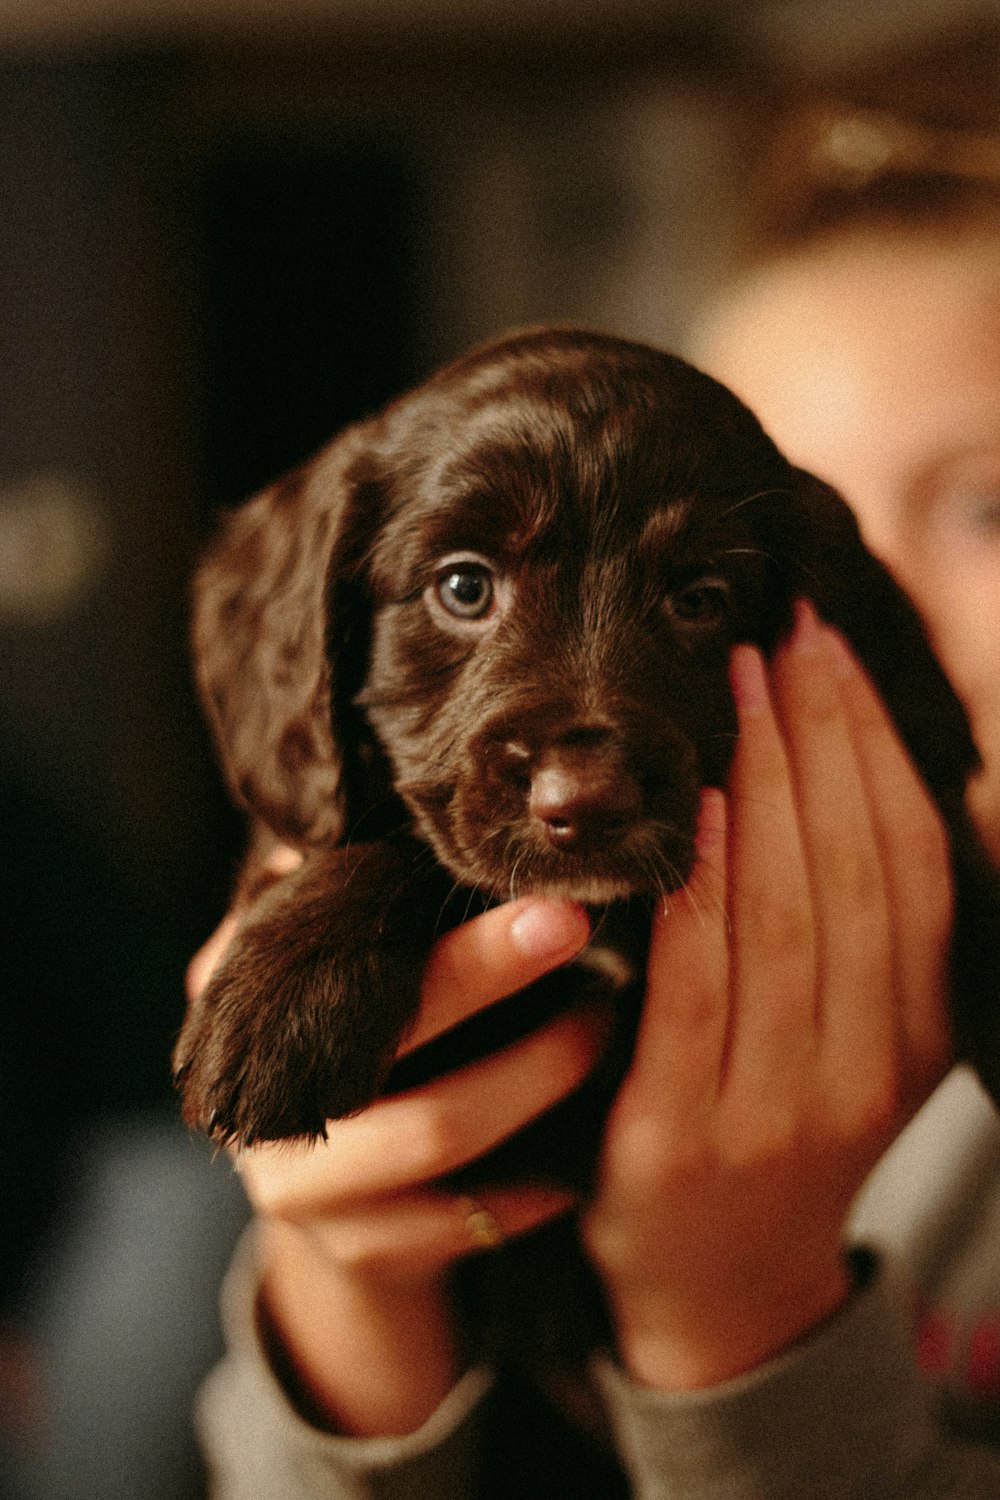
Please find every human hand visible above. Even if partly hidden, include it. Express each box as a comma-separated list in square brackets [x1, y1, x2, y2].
[582, 602, 954, 1392]
[188, 891, 598, 1435]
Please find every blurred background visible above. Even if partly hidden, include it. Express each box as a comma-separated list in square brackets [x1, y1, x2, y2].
[0, 1, 997, 1496]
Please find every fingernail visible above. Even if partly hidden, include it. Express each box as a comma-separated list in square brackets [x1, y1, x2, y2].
[791, 598, 824, 655]
[729, 643, 769, 715]
[510, 900, 590, 961]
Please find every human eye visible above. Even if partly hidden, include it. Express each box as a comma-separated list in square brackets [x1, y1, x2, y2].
[964, 490, 1000, 537]
[944, 486, 1000, 540]
[928, 450, 1000, 544]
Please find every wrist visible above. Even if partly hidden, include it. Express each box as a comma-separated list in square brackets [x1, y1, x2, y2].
[259, 1220, 459, 1436]
[609, 1255, 852, 1393]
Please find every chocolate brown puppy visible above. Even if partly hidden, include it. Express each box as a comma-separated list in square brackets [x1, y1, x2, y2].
[174, 327, 1000, 1153]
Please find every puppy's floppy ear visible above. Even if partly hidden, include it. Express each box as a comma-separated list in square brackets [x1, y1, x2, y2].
[778, 469, 1000, 1107]
[774, 468, 980, 811]
[193, 423, 385, 846]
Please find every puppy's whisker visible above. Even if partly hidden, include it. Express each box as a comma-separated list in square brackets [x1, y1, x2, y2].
[432, 880, 478, 935]
[403, 841, 440, 876]
[508, 849, 529, 903]
[679, 859, 728, 931]
[785, 556, 826, 591]
[727, 787, 792, 819]
[715, 487, 789, 523]
[460, 880, 489, 926]
[648, 854, 680, 912]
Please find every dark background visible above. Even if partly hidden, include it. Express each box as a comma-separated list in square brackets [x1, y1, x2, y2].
[0, 6, 996, 1494]
[0, 20, 757, 1308]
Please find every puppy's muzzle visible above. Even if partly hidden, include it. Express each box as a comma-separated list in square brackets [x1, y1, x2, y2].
[472, 717, 683, 903]
[526, 741, 643, 854]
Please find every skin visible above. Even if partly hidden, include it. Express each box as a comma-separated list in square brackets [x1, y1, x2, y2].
[190, 606, 953, 1432]
[691, 230, 1000, 863]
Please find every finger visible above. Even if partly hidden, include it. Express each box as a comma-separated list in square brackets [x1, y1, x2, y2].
[405, 898, 590, 1053]
[266, 845, 305, 876]
[627, 789, 730, 1110]
[238, 1002, 610, 1214]
[724, 641, 816, 1086]
[827, 628, 954, 1093]
[186, 913, 241, 1001]
[304, 1183, 578, 1278]
[769, 603, 894, 1078]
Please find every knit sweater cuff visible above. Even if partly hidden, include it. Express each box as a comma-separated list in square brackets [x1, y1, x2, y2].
[592, 1253, 936, 1500]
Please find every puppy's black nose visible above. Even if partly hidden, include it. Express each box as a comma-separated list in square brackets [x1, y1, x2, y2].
[529, 755, 641, 849]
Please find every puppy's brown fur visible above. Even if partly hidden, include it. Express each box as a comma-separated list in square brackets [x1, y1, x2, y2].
[174, 327, 1000, 1155]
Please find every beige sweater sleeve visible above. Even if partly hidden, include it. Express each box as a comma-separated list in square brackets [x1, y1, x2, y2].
[195, 1228, 494, 1500]
[197, 1068, 1000, 1500]
[594, 1256, 1000, 1499]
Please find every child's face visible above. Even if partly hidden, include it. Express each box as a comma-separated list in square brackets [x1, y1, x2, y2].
[693, 234, 1000, 852]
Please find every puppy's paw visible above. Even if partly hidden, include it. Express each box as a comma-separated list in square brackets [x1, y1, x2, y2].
[173, 963, 391, 1145]
[174, 838, 449, 1146]
[174, 922, 427, 1147]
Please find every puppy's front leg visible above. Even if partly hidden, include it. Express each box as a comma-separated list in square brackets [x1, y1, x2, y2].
[173, 836, 454, 1145]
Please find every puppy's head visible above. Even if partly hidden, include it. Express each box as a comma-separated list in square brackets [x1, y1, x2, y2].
[195, 327, 978, 902]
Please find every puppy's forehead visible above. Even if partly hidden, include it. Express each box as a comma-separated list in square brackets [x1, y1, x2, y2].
[411, 392, 757, 548]
[367, 340, 791, 588]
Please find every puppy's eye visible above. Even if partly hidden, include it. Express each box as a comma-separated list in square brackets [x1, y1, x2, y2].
[435, 563, 495, 620]
[669, 578, 731, 626]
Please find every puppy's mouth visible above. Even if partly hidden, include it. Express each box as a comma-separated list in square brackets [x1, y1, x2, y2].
[429, 817, 698, 906]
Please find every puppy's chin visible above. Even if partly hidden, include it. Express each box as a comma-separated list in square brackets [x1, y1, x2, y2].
[429, 834, 696, 907]
[524, 875, 645, 904]
[405, 789, 698, 904]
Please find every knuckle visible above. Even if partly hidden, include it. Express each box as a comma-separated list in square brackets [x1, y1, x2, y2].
[613, 1107, 672, 1169]
[832, 1061, 901, 1143]
[241, 1171, 300, 1223]
[606, 1103, 696, 1191]
[733, 1105, 803, 1168]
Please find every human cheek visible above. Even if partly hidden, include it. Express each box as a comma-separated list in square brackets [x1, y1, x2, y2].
[934, 538, 1000, 692]
[882, 534, 1000, 852]
[894, 484, 999, 690]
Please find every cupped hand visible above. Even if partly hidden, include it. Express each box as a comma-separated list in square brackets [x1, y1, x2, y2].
[189, 889, 598, 1434]
[582, 602, 954, 1392]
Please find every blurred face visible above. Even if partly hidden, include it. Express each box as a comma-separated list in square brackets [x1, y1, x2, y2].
[692, 234, 1000, 854]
